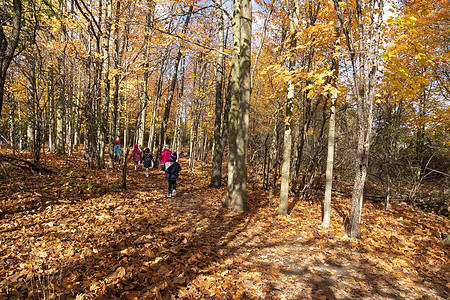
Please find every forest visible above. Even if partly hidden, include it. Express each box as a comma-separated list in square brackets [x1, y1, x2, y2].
[0, 0, 449, 299]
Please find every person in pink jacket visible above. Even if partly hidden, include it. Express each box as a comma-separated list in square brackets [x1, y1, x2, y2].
[129, 144, 142, 170]
[159, 145, 172, 170]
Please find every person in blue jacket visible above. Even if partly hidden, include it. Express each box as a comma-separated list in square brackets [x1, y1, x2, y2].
[113, 140, 124, 167]
[161, 152, 181, 198]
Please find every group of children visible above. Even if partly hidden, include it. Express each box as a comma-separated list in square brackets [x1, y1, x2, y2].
[114, 141, 181, 198]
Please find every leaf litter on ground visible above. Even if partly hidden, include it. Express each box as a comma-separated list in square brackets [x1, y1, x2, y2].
[0, 150, 449, 299]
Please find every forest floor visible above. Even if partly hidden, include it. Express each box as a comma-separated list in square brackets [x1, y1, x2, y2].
[0, 148, 449, 300]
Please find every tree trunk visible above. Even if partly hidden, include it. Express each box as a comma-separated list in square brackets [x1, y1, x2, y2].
[148, 49, 169, 157]
[188, 57, 200, 172]
[156, 5, 193, 164]
[0, 0, 21, 117]
[333, 0, 384, 238]
[56, 56, 66, 155]
[7, 92, 15, 154]
[172, 56, 184, 154]
[224, 0, 251, 212]
[322, 24, 341, 229]
[74, 73, 81, 151]
[97, 0, 112, 169]
[48, 69, 55, 153]
[109, 0, 123, 168]
[277, 5, 298, 215]
[210, 0, 226, 188]
[26, 62, 35, 155]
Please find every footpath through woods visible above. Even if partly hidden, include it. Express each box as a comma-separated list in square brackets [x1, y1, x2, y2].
[0, 150, 449, 299]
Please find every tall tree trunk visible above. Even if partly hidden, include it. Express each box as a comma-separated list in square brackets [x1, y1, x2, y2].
[224, 0, 252, 212]
[188, 56, 201, 172]
[97, 0, 112, 169]
[210, 0, 226, 187]
[74, 72, 81, 151]
[55, 65, 66, 155]
[148, 48, 169, 157]
[7, 92, 15, 153]
[333, 0, 384, 238]
[137, 0, 155, 150]
[67, 66, 74, 156]
[172, 55, 185, 154]
[48, 70, 54, 153]
[277, 4, 298, 215]
[26, 59, 36, 156]
[322, 24, 340, 228]
[56, 33, 66, 156]
[156, 5, 193, 164]
[16, 93, 21, 154]
[109, 0, 122, 168]
[84, 36, 99, 169]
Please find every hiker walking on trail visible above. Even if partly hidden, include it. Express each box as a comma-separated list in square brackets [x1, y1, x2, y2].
[129, 144, 142, 170]
[159, 145, 172, 169]
[162, 152, 181, 198]
[113, 140, 124, 167]
[141, 148, 154, 177]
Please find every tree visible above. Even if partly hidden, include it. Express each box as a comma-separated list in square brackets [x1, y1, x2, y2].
[156, 4, 193, 166]
[223, 0, 252, 212]
[322, 23, 341, 229]
[210, 0, 227, 188]
[380, 0, 450, 183]
[333, 0, 384, 238]
[277, 0, 299, 215]
[0, 0, 22, 117]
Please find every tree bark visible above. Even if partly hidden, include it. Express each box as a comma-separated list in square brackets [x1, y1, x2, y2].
[0, 0, 21, 117]
[97, 0, 112, 169]
[156, 5, 193, 164]
[109, 0, 122, 168]
[333, 0, 384, 238]
[210, 0, 226, 188]
[277, 3, 298, 215]
[322, 25, 340, 228]
[149, 48, 169, 157]
[224, 0, 251, 212]
[172, 55, 185, 154]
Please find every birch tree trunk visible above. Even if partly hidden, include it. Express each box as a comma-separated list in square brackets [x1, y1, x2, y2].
[322, 23, 341, 228]
[48, 70, 55, 153]
[277, 3, 298, 215]
[74, 73, 82, 151]
[7, 92, 15, 153]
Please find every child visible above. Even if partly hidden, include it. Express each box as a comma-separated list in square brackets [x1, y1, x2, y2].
[129, 144, 142, 170]
[159, 145, 172, 169]
[113, 140, 124, 167]
[141, 148, 154, 177]
[162, 152, 181, 198]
